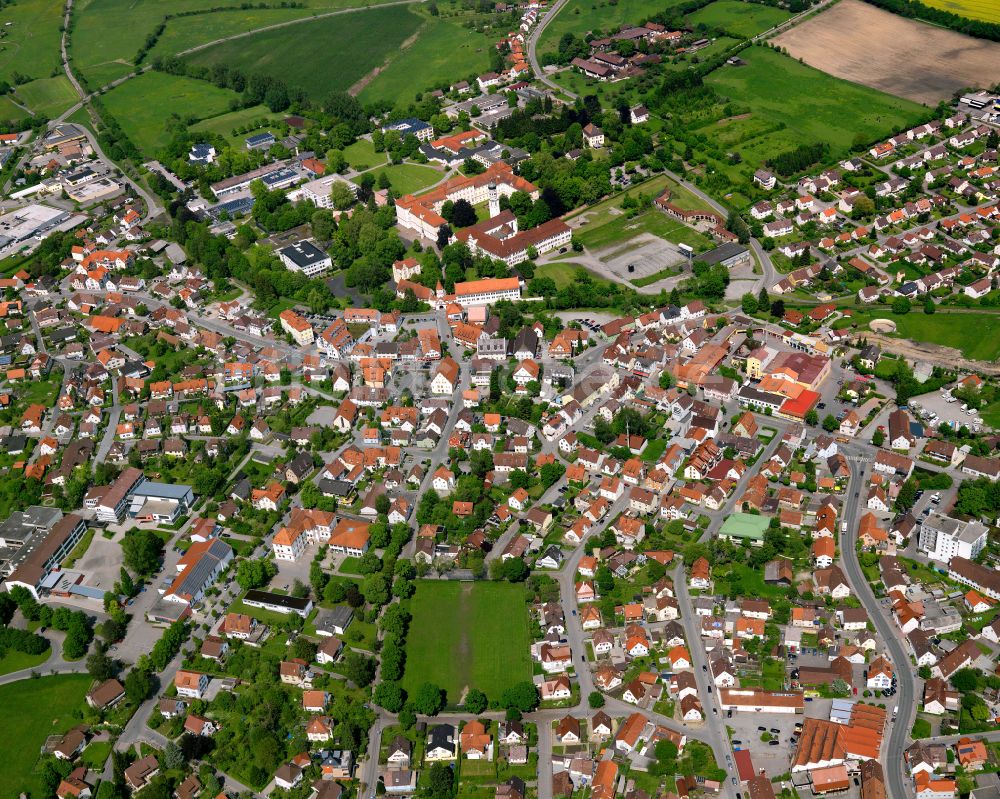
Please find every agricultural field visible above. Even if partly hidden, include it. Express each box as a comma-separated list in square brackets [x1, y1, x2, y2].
[184, 5, 422, 103]
[773, 0, 1000, 104]
[538, 0, 689, 54]
[358, 15, 495, 107]
[102, 71, 239, 157]
[354, 163, 442, 196]
[687, 1, 791, 37]
[14, 75, 77, 117]
[403, 581, 532, 703]
[0, 0, 64, 86]
[69, 0, 397, 88]
[702, 46, 925, 178]
[0, 674, 92, 799]
[918, 0, 1000, 23]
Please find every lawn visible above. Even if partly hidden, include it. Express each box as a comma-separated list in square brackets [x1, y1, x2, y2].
[189, 105, 284, 144]
[0, 674, 92, 798]
[713, 562, 790, 601]
[533, 261, 610, 290]
[184, 5, 422, 102]
[704, 47, 925, 170]
[358, 14, 495, 107]
[355, 163, 442, 196]
[403, 581, 532, 704]
[920, 0, 1000, 22]
[846, 309, 1000, 362]
[343, 138, 386, 171]
[687, 0, 791, 37]
[0, 0, 65, 86]
[13, 75, 78, 117]
[0, 647, 50, 675]
[574, 208, 712, 252]
[102, 71, 239, 157]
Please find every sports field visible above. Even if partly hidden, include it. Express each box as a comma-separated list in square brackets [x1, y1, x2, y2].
[773, 0, 1000, 104]
[355, 163, 443, 196]
[184, 5, 422, 102]
[358, 15, 495, 107]
[704, 46, 925, 164]
[102, 71, 238, 156]
[403, 581, 532, 703]
[921, 0, 1000, 23]
[0, 674, 91, 798]
[687, 0, 791, 37]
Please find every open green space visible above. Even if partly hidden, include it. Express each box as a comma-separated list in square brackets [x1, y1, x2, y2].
[14, 75, 78, 117]
[184, 5, 422, 102]
[0, 647, 50, 675]
[102, 70, 239, 157]
[844, 309, 1000, 362]
[0, 674, 92, 798]
[189, 104, 284, 144]
[687, 0, 791, 37]
[0, 95, 30, 123]
[534, 261, 610, 290]
[0, 0, 64, 86]
[342, 138, 385, 171]
[702, 46, 925, 178]
[358, 15, 494, 106]
[713, 561, 790, 600]
[70, 0, 397, 87]
[575, 208, 712, 252]
[356, 162, 443, 196]
[403, 580, 532, 703]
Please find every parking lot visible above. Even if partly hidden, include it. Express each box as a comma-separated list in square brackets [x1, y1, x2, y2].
[597, 235, 686, 284]
[911, 387, 985, 433]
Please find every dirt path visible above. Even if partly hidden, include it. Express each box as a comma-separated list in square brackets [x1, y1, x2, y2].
[861, 332, 1000, 377]
[347, 22, 425, 96]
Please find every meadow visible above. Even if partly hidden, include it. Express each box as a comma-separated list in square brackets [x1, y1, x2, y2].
[687, 0, 791, 37]
[354, 163, 443, 196]
[403, 581, 532, 703]
[0, 0, 64, 86]
[0, 674, 92, 798]
[70, 0, 397, 88]
[574, 208, 711, 251]
[184, 5, 422, 102]
[358, 15, 495, 107]
[189, 105, 285, 145]
[14, 75, 78, 117]
[847, 309, 1000, 362]
[102, 71, 239, 156]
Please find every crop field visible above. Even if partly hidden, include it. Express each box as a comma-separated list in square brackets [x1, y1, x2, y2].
[102, 71, 239, 157]
[403, 581, 532, 703]
[70, 0, 399, 87]
[0, 0, 64, 86]
[358, 15, 495, 106]
[773, 0, 1000, 104]
[184, 5, 421, 102]
[14, 75, 78, 117]
[354, 163, 442, 196]
[703, 46, 925, 168]
[538, 0, 690, 54]
[0, 674, 91, 799]
[920, 0, 1000, 23]
[687, 1, 791, 37]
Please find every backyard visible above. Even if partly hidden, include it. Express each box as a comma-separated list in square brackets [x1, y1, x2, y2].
[403, 581, 532, 703]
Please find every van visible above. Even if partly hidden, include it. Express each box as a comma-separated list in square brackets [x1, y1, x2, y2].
[841, 522, 847, 533]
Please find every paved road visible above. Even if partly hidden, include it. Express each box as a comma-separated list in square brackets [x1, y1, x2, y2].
[0, 630, 88, 686]
[527, 0, 573, 97]
[840, 450, 915, 799]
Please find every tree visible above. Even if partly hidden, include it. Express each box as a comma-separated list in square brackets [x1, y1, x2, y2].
[924, 296, 936, 314]
[436, 224, 452, 251]
[770, 299, 785, 318]
[891, 297, 911, 315]
[121, 529, 164, 576]
[872, 429, 885, 447]
[830, 678, 851, 697]
[741, 293, 758, 315]
[236, 558, 278, 591]
[500, 681, 539, 713]
[805, 409, 819, 426]
[330, 182, 355, 211]
[951, 668, 981, 693]
[588, 691, 605, 708]
[450, 199, 477, 228]
[595, 565, 614, 593]
[376, 494, 392, 516]
[426, 763, 454, 799]
[758, 286, 768, 309]
[822, 414, 839, 432]
[163, 741, 185, 770]
[124, 667, 154, 704]
[373, 681, 405, 712]
[343, 652, 377, 687]
[87, 650, 115, 681]
[464, 687, 488, 714]
[412, 682, 445, 716]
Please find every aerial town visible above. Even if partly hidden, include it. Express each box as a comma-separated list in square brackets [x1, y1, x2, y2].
[1, 0, 1000, 798]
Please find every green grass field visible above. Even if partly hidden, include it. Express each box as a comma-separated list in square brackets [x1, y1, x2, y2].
[184, 5, 422, 102]
[342, 138, 385, 171]
[920, 0, 1000, 22]
[14, 75, 78, 117]
[0, 0, 64, 85]
[358, 15, 494, 106]
[0, 95, 30, 122]
[0, 647, 50, 675]
[534, 261, 609, 289]
[102, 71, 239, 156]
[703, 46, 925, 171]
[189, 104, 284, 145]
[0, 674, 92, 798]
[356, 163, 442, 196]
[575, 208, 712, 251]
[403, 581, 532, 703]
[70, 0, 398, 87]
[849, 309, 1000, 362]
[687, 0, 791, 37]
